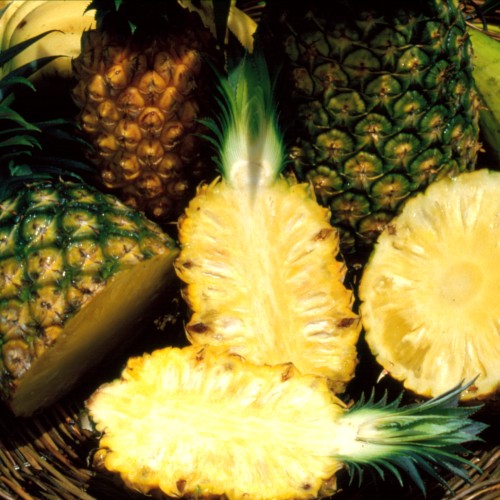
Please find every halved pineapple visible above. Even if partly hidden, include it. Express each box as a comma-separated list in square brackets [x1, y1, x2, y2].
[177, 177, 360, 392]
[175, 55, 360, 393]
[87, 344, 485, 500]
[359, 169, 500, 400]
[0, 180, 178, 416]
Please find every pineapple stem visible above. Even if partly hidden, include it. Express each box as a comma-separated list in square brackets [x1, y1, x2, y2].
[336, 381, 487, 494]
[201, 52, 285, 192]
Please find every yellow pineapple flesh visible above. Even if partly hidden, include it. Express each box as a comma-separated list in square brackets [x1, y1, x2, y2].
[87, 344, 486, 500]
[87, 345, 345, 500]
[359, 169, 500, 400]
[175, 55, 360, 392]
[177, 177, 360, 392]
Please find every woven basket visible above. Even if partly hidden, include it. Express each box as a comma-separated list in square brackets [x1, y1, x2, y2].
[1, 305, 499, 500]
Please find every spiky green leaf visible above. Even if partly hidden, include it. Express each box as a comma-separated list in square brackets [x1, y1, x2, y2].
[339, 381, 487, 495]
[202, 51, 285, 191]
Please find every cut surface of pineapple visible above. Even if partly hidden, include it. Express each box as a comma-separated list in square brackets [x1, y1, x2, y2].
[87, 345, 345, 499]
[177, 176, 360, 392]
[0, 180, 178, 416]
[87, 345, 486, 500]
[359, 169, 500, 400]
[175, 54, 361, 393]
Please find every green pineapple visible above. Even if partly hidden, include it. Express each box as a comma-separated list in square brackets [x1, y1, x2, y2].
[260, 0, 481, 254]
[0, 35, 178, 416]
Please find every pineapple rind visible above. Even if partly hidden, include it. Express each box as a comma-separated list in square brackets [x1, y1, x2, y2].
[88, 345, 346, 500]
[71, 3, 220, 222]
[360, 169, 500, 400]
[264, 0, 481, 253]
[176, 177, 361, 392]
[0, 180, 178, 415]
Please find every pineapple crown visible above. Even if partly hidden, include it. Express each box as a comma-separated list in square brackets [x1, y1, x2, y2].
[201, 51, 285, 192]
[338, 380, 488, 495]
[0, 33, 94, 202]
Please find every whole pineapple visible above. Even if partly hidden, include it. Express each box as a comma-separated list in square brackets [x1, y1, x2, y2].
[87, 344, 486, 500]
[260, 0, 481, 254]
[0, 35, 179, 416]
[175, 55, 361, 393]
[72, 0, 222, 222]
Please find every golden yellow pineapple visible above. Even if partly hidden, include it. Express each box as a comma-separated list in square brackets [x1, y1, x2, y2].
[87, 344, 486, 500]
[72, 0, 222, 222]
[359, 169, 500, 401]
[175, 55, 360, 392]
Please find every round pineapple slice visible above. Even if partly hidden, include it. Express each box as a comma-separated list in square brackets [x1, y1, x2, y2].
[359, 169, 500, 401]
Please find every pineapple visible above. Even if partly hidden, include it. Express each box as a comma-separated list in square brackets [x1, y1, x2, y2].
[260, 0, 481, 254]
[87, 344, 486, 500]
[71, 0, 222, 222]
[175, 54, 361, 393]
[0, 37, 179, 416]
[359, 169, 500, 401]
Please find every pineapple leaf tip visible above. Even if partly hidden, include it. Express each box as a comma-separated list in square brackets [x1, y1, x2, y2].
[340, 380, 488, 495]
[207, 51, 285, 191]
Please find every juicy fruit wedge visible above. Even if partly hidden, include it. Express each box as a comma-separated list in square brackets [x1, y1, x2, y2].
[87, 344, 486, 500]
[175, 54, 360, 393]
[9, 252, 175, 416]
[0, 181, 178, 416]
[359, 169, 500, 400]
[177, 178, 360, 392]
[88, 346, 346, 499]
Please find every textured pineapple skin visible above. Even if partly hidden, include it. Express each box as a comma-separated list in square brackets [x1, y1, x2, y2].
[261, 0, 481, 254]
[176, 177, 361, 394]
[88, 345, 346, 500]
[72, 3, 220, 222]
[359, 169, 500, 400]
[0, 180, 177, 415]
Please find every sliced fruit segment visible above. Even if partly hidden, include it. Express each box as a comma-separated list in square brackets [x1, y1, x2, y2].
[175, 55, 360, 392]
[87, 344, 485, 500]
[359, 169, 500, 400]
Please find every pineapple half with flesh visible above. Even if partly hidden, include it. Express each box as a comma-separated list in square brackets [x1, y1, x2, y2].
[359, 168, 500, 401]
[72, 0, 222, 222]
[175, 54, 361, 393]
[0, 180, 178, 416]
[87, 344, 486, 500]
[0, 37, 179, 416]
[259, 0, 481, 255]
